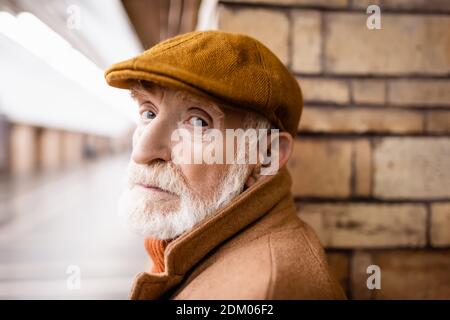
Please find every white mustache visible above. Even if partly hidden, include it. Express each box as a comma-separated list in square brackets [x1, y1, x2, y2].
[119, 159, 251, 240]
[126, 161, 189, 197]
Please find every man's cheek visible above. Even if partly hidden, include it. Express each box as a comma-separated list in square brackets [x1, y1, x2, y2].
[176, 164, 201, 193]
[181, 163, 223, 195]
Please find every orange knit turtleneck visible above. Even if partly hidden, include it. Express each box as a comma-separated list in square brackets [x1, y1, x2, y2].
[144, 237, 171, 273]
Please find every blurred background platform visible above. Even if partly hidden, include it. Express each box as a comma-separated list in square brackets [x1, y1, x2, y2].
[0, 154, 145, 299]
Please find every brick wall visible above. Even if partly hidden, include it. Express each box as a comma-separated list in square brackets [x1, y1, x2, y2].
[218, 0, 450, 299]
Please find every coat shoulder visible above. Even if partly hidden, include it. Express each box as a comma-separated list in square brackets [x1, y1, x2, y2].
[266, 220, 346, 299]
[172, 217, 346, 300]
[172, 232, 274, 299]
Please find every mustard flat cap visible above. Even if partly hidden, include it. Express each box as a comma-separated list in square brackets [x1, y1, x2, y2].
[104, 30, 303, 136]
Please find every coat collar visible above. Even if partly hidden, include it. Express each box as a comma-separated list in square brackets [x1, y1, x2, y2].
[129, 167, 293, 299]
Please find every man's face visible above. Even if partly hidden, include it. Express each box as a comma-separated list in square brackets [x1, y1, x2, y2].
[118, 84, 256, 240]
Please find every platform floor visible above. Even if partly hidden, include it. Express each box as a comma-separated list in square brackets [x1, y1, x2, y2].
[0, 154, 148, 299]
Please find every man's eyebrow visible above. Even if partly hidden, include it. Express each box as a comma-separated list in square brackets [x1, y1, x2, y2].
[176, 91, 225, 118]
[130, 88, 150, 101]
[130, 85, 161, 102]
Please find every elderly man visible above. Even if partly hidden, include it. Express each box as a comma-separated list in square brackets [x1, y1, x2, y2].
[105, 30, 346, 300]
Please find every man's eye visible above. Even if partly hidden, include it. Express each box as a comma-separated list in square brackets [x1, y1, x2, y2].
[188, 116, 208, 127]
[141, 110, 156, 120]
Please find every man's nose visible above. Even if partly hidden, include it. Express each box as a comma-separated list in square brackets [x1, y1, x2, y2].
[131, 119, 173, 165]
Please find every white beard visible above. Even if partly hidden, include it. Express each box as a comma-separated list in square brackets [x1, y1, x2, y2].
[117, 161, 251, 240]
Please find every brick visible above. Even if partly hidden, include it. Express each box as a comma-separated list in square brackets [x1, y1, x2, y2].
[383, 0, 450, 12]
[388, 80, 450, 107]
[218, 6, 289, 64]
[426, 111, 450, 134]
[350, 0, 381, 9]
[373, 138, 450, 199]
[351, 250, 450, 299]
[324, 13, 450, 75]
[299, 106, 423, 134]
[298, 78, 349, 104]
[350, 251, 373, 299]
[354, 139, 372, 197]
[298, 203, 427, 248]
[292, 10, 322, 73]
[431, 203, 450, 247]
[221, 0, 349, 8]
[351, 79, 386, 105]
[326, 252, 350, 294]
[288, 139, 352, 197]
[9, 123, 38, 176]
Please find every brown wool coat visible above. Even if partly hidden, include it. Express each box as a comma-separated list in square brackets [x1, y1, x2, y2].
[129, 168, 347, 300]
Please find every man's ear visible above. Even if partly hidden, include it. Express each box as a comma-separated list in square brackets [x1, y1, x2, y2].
[245, 131, 294, 188]
[275, 131, 294, 169]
